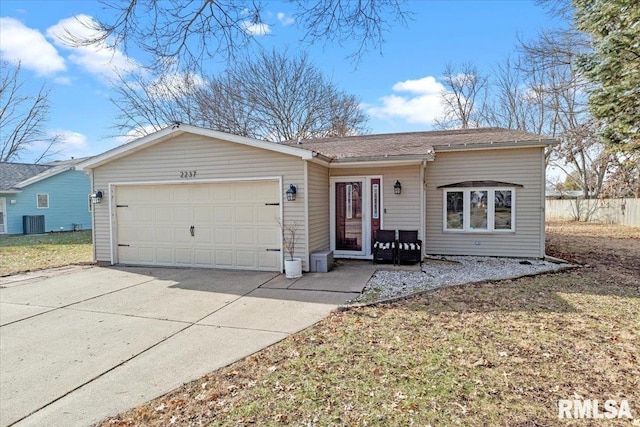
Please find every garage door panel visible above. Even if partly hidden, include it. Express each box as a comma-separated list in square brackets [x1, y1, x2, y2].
[235, 206, 255, 223]
[173, 187, 193, 203]
[138, 247, 154, 263]
[117, 181, 280, 271]
[193, 206, 211, 222]
[194, 249, 212, 266]
[236, 250, 256, 267]
[136, 227, 155, 242]
[175, 248, 193, 265]
[215, 250, 233, 267]
[193, 226, 213, 244]
[236, 228, 255, 245]
[174, 207, 191, 223]
[259, 251, 279, 269]
[214, 228, 232, 244]
[258, 228, 279, 246]
[155, 207, 174, 223]
[157, 248, 173, 264]
[214, 206, 232, 222]
[155, 227, 174, 242]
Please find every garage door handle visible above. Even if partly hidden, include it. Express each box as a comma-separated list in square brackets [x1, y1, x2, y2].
[190, 225, 195, 237]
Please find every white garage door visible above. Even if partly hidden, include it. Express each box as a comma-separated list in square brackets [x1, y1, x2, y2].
[115, 181, 281, 270]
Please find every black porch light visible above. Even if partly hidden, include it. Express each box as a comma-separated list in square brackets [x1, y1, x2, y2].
[286, 184, 297, 201]
[394, 180, 402, 195]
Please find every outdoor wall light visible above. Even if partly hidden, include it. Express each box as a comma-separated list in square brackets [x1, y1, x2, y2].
[286, 184, 297, 201]
[91, 190, 104, 204]
[394, 180, 402, 195]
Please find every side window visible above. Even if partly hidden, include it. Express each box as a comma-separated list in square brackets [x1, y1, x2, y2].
[443, 188, 515, 232]
[445, 191, 464, 230]
[37, 193, 49, 209]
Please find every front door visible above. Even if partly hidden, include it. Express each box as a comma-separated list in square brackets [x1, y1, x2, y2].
[331, 177, 382, 258]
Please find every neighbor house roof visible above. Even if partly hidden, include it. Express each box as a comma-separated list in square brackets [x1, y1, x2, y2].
[282, 127, 557, 162]
[0, 158, 90, 192]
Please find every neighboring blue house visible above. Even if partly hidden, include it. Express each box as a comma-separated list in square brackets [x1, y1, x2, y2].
[0, 158, 92, 235]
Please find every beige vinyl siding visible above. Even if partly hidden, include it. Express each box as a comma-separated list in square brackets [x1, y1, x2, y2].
[425, 147, 545, 258]
[307, 162, 330, 255]
[330, 165, 422, 238]
[92, 133, 307, 269]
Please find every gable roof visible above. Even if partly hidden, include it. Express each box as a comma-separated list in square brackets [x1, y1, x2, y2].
[282, 127, 557, 162]
[78, 124, 558, 171]
[78, 124, 317, 170]
[0, 163, 51, 192]
[0, 158, 90, 192]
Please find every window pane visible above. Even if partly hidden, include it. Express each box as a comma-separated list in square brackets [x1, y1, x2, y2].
[446, 191, 464, 229]
[494, 190, 512, 230]
[37, 194, 48, 208]
[470, 190, 487, 230]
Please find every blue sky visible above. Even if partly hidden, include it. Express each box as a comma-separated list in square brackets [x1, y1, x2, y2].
[0, 0, 560, 163]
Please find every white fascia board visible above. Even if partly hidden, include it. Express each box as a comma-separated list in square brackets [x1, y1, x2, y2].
[0, 189, 21, 194]
[79, 124, 314, 171]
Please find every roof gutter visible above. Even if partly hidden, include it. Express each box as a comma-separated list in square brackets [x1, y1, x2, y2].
[328, 154, 434, 168]
[434, 139, 558, 152]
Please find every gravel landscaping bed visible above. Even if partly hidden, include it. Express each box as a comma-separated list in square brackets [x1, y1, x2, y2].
[352, 255, 577, 303]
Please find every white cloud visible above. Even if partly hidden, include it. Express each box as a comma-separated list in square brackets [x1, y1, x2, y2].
[54, 129, 92, 158]
[115, 125, 162, 144]
[277, 12, 294, 26]
[26, 129, 90, 160]
[53, 76, 72, 85]
[0, 17, 66, 76]
[46, 15, 138, 79]
[242, 21, 271, 36]
[366, 76, 447, 125]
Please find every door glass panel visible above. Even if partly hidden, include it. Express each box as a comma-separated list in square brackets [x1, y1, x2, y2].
[335, 182, 362, 251]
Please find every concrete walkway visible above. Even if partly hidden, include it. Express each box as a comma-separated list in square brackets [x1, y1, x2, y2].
[0, 263, 369, 427]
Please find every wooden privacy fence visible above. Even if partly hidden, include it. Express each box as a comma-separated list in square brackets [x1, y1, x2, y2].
[545, 198, 640, 227]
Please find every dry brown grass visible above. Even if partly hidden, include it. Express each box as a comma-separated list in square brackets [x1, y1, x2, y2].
[101, 221, 640, 426]
[0, 231, 93, 276]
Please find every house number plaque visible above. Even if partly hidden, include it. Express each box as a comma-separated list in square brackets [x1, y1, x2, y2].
[180, 170, 197, 178]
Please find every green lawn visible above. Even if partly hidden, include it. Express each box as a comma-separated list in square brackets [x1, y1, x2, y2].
[0, 231, 93, 276]
[101, 221, 640, 426]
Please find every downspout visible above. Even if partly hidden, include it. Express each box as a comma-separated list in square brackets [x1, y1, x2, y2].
[303, 161, 310, 272]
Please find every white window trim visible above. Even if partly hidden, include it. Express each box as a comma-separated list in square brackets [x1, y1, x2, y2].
[36, 193, 49, 209]
[0, 197, 6, 234]
[443, 187, 516, 233]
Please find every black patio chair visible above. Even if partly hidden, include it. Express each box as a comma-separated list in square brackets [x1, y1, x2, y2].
[397, 230, 422, 265]
[372, 229, 396, 264]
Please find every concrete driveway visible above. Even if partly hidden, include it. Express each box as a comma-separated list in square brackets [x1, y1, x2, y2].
[0, 264, 368, 427]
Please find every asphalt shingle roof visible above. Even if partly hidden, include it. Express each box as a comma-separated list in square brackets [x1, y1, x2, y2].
[282, 127, 556, 161]
[0, 157, 91, 191]
[0, 163, 52, 191]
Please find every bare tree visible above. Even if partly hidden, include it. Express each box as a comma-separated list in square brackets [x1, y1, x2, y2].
[64, 0, 412, 72]
[435, 62, 489, 129]
[110, 70, 203, 138]
[0, 61, 59, 163]
[111, 50, 368, 141]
